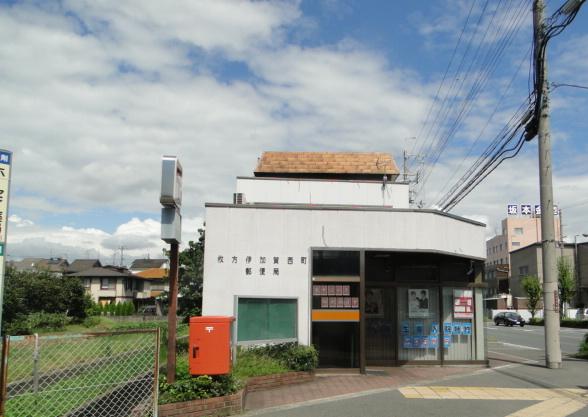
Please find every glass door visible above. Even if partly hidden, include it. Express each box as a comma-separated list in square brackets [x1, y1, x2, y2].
[365, 286, 396, 366]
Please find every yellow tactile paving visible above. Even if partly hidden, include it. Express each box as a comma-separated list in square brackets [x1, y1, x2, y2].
[505, 397, 586, 417]
[400, 386, 588, 417]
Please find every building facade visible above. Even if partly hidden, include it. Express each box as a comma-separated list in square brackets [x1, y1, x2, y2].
[509, 243, 575, 300]
[202, 152, 487, 370]
[486, 216, 561, 267]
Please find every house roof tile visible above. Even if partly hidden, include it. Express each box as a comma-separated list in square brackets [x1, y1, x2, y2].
[254, 152, 399, 177]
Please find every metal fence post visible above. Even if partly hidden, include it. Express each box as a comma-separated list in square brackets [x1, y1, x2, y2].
[0, 336, 10, 417]
[153, 328, 160, 417]
[32, 334, 39, 396]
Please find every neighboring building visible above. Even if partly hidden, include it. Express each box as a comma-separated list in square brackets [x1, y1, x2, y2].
[130, 258, 169, 273]
[486, 216, 561, 268]
[9, 257, 44, 272]
[202, 152, 487, 370]
[509, 243, 575, 301]
[133, 268, 169, 313]
[10, 257, 69, 275]
[66, 259, 102, 274]
[577, 242, 588, 307]
[484, 263, 509, 297]
[69, 266, 135, 305]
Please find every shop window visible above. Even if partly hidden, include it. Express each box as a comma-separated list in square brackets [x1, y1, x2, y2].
[237, 298, 297, 342]
[313, 251, 359, 276]
[442, 287, 475, 361]
[397, 287, 439, 361]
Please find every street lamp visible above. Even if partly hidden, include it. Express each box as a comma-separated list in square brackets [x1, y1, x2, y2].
[574, 233, 588, 308]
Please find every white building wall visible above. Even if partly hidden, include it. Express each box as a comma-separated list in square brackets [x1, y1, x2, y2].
[236, 178, 409, 208]
[202, 205, 486, 345]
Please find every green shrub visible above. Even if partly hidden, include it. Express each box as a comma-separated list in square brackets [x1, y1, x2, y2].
[159, 356, 241, 405]
[237, 342, 319, 373]
[282, 344, 319, 371]
[233, 349, 289, 380]
[577, 334, 588, 359]
[6, 312, 69, 335]
[82, 316, 101, 328]
[529, 318, 544, 325]
[561, 319, 588, 328]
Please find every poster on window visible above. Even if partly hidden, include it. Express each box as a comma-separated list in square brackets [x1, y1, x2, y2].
[365, 288, 384, 317]
[453, 289, 474, 319]
[408, 289, 430, 318]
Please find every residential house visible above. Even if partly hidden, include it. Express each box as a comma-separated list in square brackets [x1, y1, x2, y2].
[132, 268, 169, 314]
[129, 258, 168, 274]
[66, 259, 102, 274]
[69, 266, 135, 305]
[10, 257, 69, 275]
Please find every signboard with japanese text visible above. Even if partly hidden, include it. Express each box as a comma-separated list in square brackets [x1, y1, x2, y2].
[508, 204, 559, 216]
[453, 289, 474, 319]
[0, 149, 12, 331]
[217, 253, 307, 278]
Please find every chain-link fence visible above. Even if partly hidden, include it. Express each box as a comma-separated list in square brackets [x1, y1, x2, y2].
[0, 329, 160, 417]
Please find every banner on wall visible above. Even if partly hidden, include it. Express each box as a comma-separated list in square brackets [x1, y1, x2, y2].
[453, 289, 473, 319]
[408, 288, 429, 318]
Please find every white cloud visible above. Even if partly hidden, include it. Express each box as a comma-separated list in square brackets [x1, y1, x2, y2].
[6, 215, 204, 265]
[8, 215, 34, 228]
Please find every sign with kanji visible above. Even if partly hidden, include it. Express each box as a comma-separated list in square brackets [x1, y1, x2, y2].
[521, 204, 532, 215]
[0, 149, 12, 332]
[535, 205, 541, 215]
[453, 289, 473, 319]
[507, 204, 518, 215]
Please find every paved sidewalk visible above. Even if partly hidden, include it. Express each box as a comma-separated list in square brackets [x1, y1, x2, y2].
[244, 366, 485, 411]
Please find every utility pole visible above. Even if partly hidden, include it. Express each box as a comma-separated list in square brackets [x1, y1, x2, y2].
[403, 150, 408, 182]
[534, 0, 561, 369]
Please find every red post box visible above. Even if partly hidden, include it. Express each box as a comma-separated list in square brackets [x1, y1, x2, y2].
[189, 316, 235, 375]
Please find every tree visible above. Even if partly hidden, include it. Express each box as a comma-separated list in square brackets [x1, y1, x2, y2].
[162, 228, 205, 319]
[522, 274, 542, 319]
[557, 257, 575, 319]
[2, 267, 92, 328]
[177, 228, 205, 318]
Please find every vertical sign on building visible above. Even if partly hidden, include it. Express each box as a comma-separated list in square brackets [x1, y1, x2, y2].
[0, 149, 12, 333]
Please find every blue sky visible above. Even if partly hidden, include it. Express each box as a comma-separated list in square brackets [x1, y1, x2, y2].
[2, 0, 588, 263]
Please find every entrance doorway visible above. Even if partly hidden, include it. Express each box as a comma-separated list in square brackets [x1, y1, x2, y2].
[365, 286, 396, 366]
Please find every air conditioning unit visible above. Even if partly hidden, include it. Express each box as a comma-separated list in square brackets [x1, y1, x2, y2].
[233, 193, 245, 204]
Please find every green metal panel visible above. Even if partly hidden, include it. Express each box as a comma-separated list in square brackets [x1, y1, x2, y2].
[237, 298, 296, 341]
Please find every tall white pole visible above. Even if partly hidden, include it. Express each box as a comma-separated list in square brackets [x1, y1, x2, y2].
[533, 0, 562, 369]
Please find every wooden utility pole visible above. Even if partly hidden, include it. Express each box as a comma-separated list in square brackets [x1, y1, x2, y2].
[166, 242, 179, 383]
[533, 0, 562, 369]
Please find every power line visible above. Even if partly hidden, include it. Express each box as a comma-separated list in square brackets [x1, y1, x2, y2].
[414, 0, 531, 199]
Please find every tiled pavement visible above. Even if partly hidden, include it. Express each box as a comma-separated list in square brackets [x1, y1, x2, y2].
[244, 366, 484, 411]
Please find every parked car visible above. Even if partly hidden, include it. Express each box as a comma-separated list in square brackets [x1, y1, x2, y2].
[494, 312, 526, 327]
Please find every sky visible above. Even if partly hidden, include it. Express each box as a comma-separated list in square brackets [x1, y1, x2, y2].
[2, 0, 588, 265]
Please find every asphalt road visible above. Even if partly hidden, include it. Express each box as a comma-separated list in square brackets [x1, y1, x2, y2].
[486, 324, 587, 363]
[245, 325, 588, 417]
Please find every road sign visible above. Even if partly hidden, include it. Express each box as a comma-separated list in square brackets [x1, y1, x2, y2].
[0, 149, 12, 335]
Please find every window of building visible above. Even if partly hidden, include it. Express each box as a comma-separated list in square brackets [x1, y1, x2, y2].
[519, 266, 529, 276]
[134, 280, 144, 292]
[512, 241, 521, 247]
[514, 227, 524, 235]
[499, 244, 503, 252]
[100, 278, 115, 290]
[237, 298, 297, 342]
[312, 251, 359, 276]
[83, 278, 91, 289]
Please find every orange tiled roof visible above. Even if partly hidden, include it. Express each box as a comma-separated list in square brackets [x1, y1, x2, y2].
[254, 152, 399, 175]
[134, 268, 168, 280]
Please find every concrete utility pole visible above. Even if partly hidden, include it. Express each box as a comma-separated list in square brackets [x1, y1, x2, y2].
[533, 0, 562, 369]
